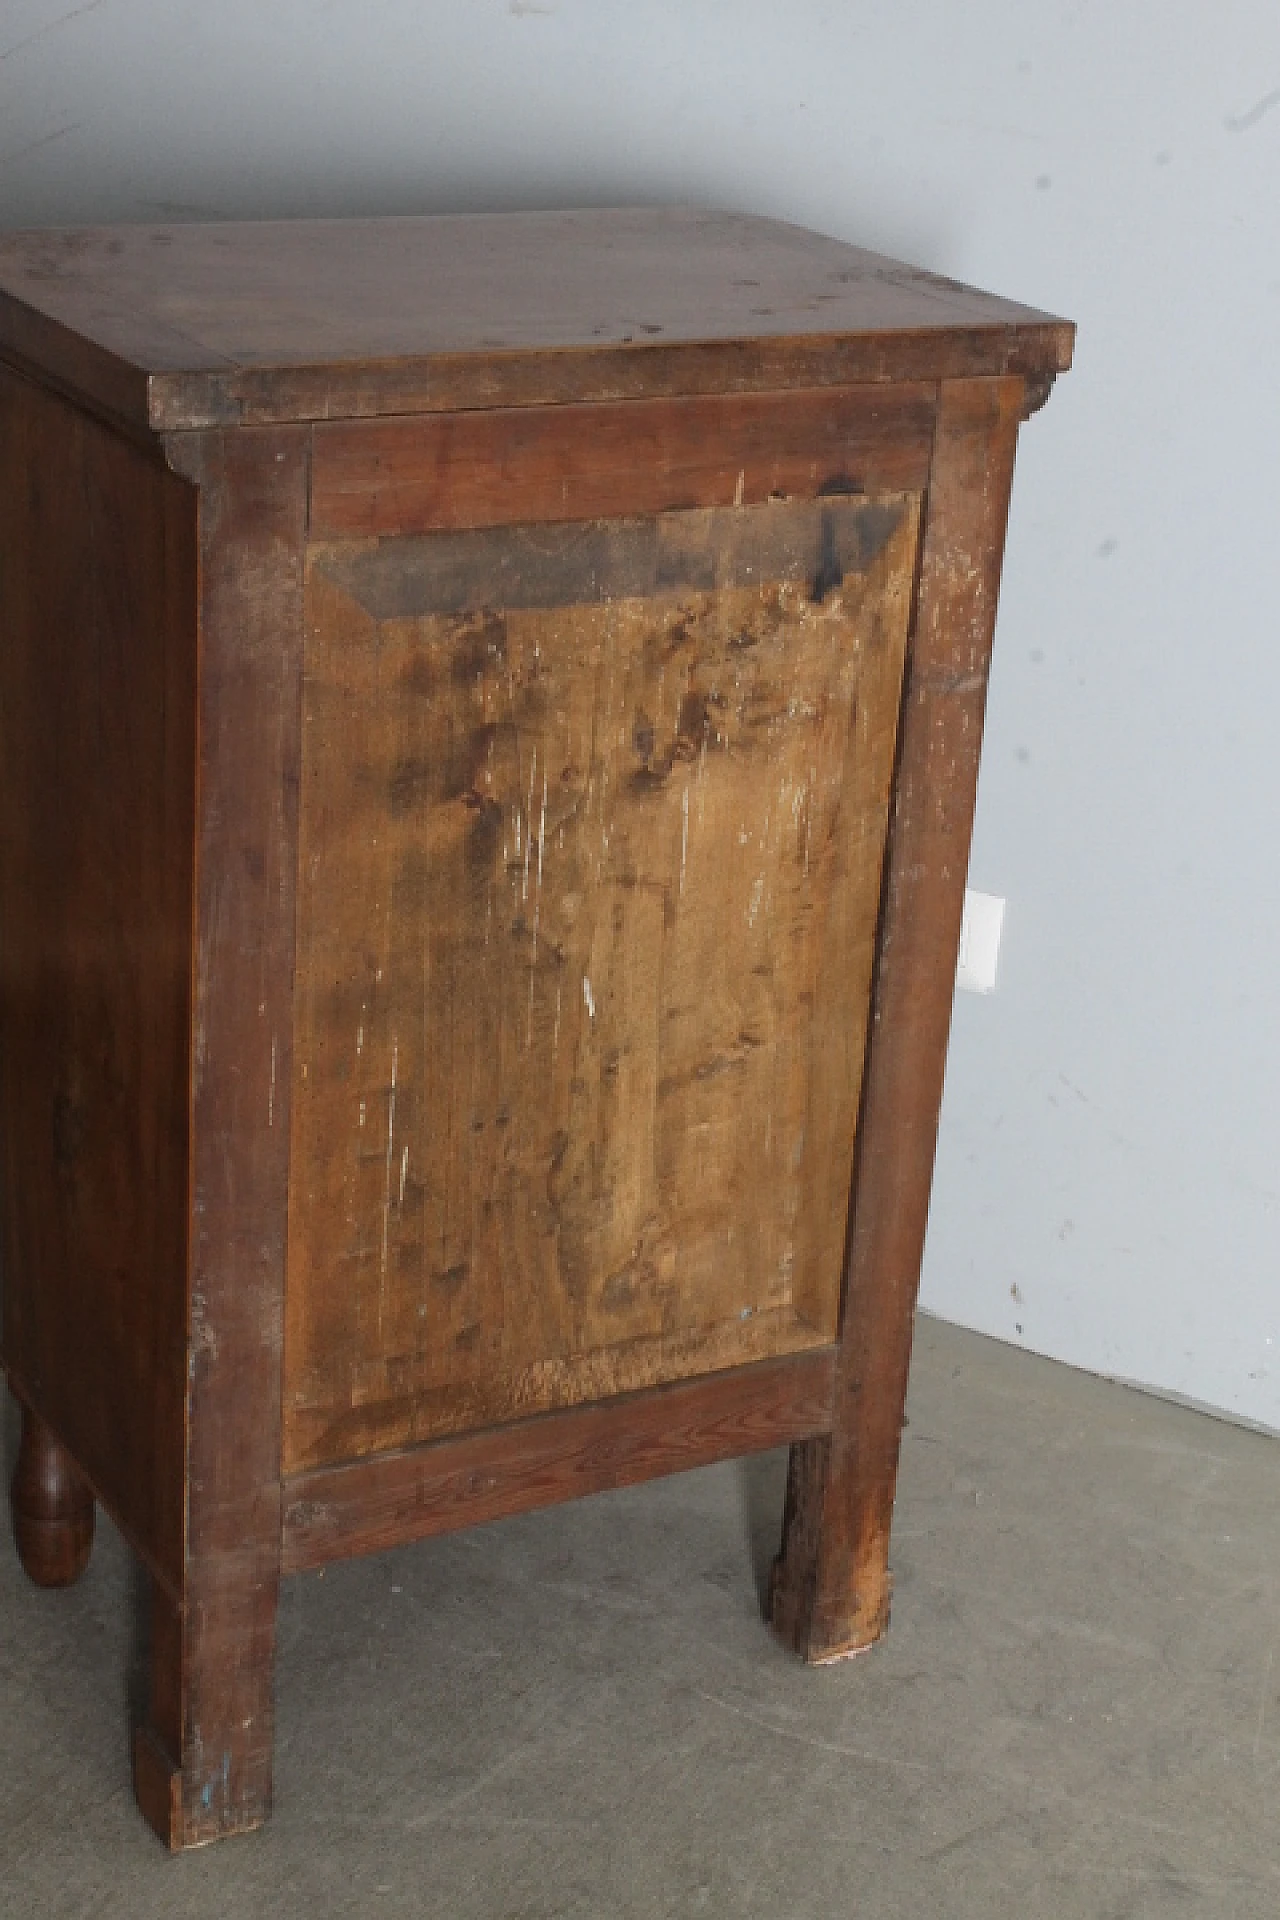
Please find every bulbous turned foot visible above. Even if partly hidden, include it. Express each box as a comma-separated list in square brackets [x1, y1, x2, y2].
[10, 1406, 95, 1587]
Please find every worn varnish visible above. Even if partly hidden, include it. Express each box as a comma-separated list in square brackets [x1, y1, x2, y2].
[0, 208, 1072, 434]
[769, 377, 1025, 1664]
[131, 427, 308, 1849]
[0, 209, 1072, 1848]
[286, 496, 918, 1469]
[283, 1347, 837, 1573]
[308, 384, 935, 539]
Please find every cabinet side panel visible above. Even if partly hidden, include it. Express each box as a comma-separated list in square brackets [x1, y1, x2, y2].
[0, 365, 196, 1588]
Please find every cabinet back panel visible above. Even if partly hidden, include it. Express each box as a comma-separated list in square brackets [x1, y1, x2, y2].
[284, 494, 918, 1472]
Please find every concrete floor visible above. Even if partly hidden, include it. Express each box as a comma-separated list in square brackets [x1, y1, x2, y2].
[2, 1316, 1278, 1918]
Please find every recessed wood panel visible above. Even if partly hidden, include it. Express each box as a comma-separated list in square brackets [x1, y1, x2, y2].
[284, 494, 919, 1472]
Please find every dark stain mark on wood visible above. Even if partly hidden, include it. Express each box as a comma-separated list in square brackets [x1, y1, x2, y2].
[810, 510, 845, 605]
[317, 499, 906, 623]
[450, 610, 507, 683]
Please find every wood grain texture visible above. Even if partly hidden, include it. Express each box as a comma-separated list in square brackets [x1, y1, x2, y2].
[9, 1401, 95, 1588]
[769, 374, 1025, 1665]
[0, 363, 195, 1596]
[284, 494, 919, 1473]
[282, 1347, 836, 1573]
[0, 205, 1072, 1847]
[309, 384, 935, 538]
[131, 428, 308, 1850]
[0, 210, 1074, 432]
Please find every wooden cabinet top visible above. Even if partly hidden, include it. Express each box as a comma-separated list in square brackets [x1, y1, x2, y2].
[0, 206, 1073, 436]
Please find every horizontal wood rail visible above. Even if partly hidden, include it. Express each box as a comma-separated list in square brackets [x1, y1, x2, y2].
[282, 1347, 837, 1573]
[308, 383, 936, 538]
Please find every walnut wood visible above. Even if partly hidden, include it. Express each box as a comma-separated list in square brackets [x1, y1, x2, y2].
[10, 1403, 95, 1588]
[0, 363, 195, 1596]
[1019, 369, 1059, 420]
[0, 211, 1072, 1849]
[283, 1348, 836, 1573]
[308, 384, 935, 538]
[285, 494, 916, 1472]
[130, 429, 308, 1851]
[768, 374, 1026, 1664]
[0, 210, 1073, 434]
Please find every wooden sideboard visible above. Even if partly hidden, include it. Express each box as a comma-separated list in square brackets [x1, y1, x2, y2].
[0, 208, 1072, 1847]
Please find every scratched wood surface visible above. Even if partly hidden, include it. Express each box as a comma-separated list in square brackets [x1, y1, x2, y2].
[770, 376, 1025, 1664]
[284, 493, 919, 1472]
[308, 384, 935, 540]
[132, 427, 308, 1849]
[0, 209, 1074, 434]
[282, 1348, 837, 1573]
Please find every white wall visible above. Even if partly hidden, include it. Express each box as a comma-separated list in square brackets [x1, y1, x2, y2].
[3, 1, 1278, 1427]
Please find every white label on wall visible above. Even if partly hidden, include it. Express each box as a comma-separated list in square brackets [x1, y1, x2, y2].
[957, 890, 1005, 995]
